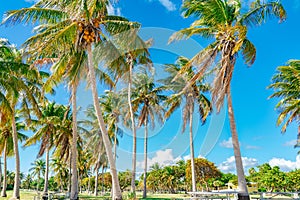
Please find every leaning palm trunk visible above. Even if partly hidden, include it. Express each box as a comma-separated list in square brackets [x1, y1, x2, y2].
[86, 44, 122, 200]
[227, 87, 249, 200]
[127, 57, 137, 197]
[1, 140, 7, 197]
[189, 106, 196, 193]
[11, 109, 20, 199]
[142, 120, 148, 198]
[70, 85, 79, 200]
[94, 167, 99, 196]
[43, 147, 50, 199]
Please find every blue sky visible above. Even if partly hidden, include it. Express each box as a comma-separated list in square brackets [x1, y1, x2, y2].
[0, 0, 300, 176]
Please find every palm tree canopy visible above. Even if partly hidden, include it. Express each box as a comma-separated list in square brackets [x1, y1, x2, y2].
[131, 69, 166, 129]
[0, 119, 27, 157]
[162, 57, 212, 132]
[29, 159, 46, 179]
[0, 38, 46, 118]
[2, 0, 140, 61]
[268, 60, 300, 133]
[170, 0, 286, 112]
[24, 102, 71, 157]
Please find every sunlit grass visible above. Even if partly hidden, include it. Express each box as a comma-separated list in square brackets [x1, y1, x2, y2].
[0, 190, 37, 200]
[0, 190, 293, 200]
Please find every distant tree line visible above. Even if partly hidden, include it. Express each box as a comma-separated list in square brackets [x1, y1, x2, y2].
[1, 158, 297, 194]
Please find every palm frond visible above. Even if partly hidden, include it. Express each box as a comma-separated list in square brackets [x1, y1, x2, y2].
[240, 0, 286, 27]
[3, 7, 67, 26]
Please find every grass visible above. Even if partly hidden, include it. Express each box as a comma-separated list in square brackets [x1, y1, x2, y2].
[0, 190, 295, 200]
[0, 190, 36, 200]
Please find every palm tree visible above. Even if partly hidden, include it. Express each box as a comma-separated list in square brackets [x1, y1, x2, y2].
[49, 106, 73, 195]
[105, 32, 152, 196]
[22, 174, 33, 190]
[149, 163, 161, 171]
[170, 1, 286, 199]
[0, 116, 27, 197]
[6, 171, 15, 188]
[99, 90, 125, 161]
[162, 57, 211, 193]
[51, 158, 69, 192]
[80, 104, 114, 196]
[0, 38, 45, 199]
[25, 102, 70, 199]
[29, 159, 46, 193]
[131, 70, 166, 198]
[268, 60, 300, 148]
[3, 2, 139, 199]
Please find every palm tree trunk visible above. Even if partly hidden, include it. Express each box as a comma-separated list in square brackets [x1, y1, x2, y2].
[1, 140, 7, 197]
[114, 127, 117, 161]
[142, 121, 148, 198]
[11, 109, 20, 199]
[94, 167, 99, 196]
[189, 107, 197, 193]
[227, 88, 249, 200]
[88, 175, 91, 194]
[70, 85, 79, 200]
[69, 149, 72, 194]
[36, 173, 41, 200]
[59, 172, 63, 192]
[127, 56, 136, 197]
[86, 44, 122, 200]
[101, 167, 105, 194]
[79, 174, 82, 194]
[42, 147, 50, 199]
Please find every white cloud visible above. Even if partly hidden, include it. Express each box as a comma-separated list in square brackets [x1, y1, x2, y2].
[220, 137, 233, 148]
[137, 149, 206, 171]
[137, 149, 178, 170]
[283, 139, 297, 147]
[146, 0, 176, 11]
[218, 156, 258, 173]
[107, 3, 121, 16]
[158, 0, 176, 11]
[269, 155, 300, 172]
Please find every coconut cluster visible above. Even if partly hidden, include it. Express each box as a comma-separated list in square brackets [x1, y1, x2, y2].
[78, 18, 101, 44]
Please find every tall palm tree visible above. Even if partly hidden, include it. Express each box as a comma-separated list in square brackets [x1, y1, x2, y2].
[0, 38, 45, 199]
[25, 102, 70, 199]
[162, 57, 211, 193]
[0, 116, 27, 197]
[268, 60, 300, 148]
[102, 32, 152, 196]
[29, 159, 46, 193]
[170, 1, 286, 199]
[3, 2, 139, 199]
[131, 70, 166, 198]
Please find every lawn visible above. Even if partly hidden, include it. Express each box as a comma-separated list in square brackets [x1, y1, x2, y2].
[0, 190, 36, 200]
[1, 190, 292, 200]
